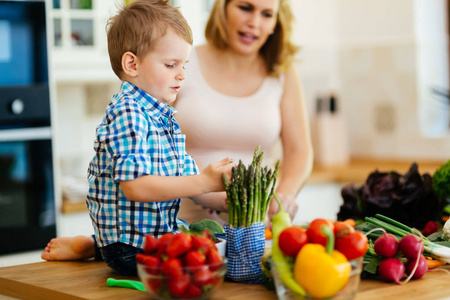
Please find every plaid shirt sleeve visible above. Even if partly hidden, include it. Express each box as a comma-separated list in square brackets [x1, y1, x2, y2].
[183, 152, 200, 176]
[97, 95, 154, 181]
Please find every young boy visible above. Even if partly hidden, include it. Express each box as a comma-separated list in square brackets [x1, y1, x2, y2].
[83, 0, 234, 276]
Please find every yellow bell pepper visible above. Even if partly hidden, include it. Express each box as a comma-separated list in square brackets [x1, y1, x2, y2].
[294, 226, 351, 299]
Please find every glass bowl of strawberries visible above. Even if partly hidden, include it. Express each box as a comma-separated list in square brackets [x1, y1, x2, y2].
[137, 231, 227, 300]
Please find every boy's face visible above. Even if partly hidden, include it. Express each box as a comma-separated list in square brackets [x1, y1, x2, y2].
[132, 28, 192, 104]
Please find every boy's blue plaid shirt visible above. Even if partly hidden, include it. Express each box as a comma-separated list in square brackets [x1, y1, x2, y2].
[86, 81, 199, 249]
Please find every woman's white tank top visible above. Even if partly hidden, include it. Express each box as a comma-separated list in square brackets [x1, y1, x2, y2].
[175, 48, 284, 167]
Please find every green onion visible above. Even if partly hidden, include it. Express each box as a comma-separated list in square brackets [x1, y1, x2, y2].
[364, 214, 450, 263]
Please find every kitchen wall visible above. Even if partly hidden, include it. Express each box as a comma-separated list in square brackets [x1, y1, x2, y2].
[53, 0, 450, 183]
[292, 0, 450, 162]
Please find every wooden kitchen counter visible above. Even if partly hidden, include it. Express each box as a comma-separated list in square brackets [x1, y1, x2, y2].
[1, 260, 450, 300]
[307, 157, 445, 184]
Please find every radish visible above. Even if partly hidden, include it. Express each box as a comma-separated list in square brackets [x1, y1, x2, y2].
[405, 255, 428, 279]
[378, 257, 405, 284]
[399, 234, 424, 259]
[374, 233, 399, 257]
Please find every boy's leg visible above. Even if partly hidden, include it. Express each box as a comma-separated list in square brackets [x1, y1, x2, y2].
[41, 235, 96, 261]
[100, 243, 143, 276]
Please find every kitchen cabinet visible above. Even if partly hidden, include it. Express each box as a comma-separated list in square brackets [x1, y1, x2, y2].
[48, 0, 122, 82]
[48, 0, 213, 83]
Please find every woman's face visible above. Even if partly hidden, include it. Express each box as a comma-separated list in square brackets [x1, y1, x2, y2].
[225, 0, 279, 55]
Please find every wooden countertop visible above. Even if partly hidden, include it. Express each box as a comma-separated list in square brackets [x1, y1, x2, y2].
[1, 260, 450, 300]
[307, 157, 444, 184]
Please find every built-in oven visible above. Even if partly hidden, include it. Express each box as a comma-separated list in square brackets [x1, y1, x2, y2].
[0, 0, 56, 254]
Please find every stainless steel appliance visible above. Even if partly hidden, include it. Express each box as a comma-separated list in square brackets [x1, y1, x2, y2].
[0, 0, 56, 254]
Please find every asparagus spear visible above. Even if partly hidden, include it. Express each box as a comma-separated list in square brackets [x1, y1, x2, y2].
[223, 146, 281, 227]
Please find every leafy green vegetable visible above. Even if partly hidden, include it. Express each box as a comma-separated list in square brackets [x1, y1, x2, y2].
[188, 219, 224, 238]
[337, 162, 444, 230]
[433, 159, 450, 200]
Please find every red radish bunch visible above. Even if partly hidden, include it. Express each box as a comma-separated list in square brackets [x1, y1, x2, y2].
[136, 231, 225, 299]
[374, 233, 399, 257]
[373, 233, 428, 284]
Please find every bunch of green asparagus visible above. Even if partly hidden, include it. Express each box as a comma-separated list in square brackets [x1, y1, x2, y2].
[222, 146, 280, 227]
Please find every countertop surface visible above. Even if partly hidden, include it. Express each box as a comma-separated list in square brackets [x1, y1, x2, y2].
[1, 260, 450, 300]
[307, 157, 444, 184]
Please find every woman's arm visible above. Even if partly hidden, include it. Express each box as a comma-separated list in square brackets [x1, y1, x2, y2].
[190, 191, 228, 213]
[268, 66, 314, 220]
[120, 157, 234, 203]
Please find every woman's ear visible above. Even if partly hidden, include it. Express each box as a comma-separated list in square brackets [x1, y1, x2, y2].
[122, 51, 138, 77]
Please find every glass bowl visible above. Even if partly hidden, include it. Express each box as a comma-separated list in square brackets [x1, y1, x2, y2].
[137, 258, 227, 300]
[270, 257, 363, 300]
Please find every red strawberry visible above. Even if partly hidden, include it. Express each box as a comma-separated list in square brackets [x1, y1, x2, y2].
[155, 233, 173, 258]
[167, 273, 190, 296]
[147, 278, 162, 293]
[143, 234, 159, 254]
[160, 258, 183, 278]
[166, 232, 193, 258]
[182, 283, 202, 299]
[193, 267, 212, 287]
[136, 253, 160, 274]
[185, 250, 206, 268]
[207, 249, 223, 271]
[191, 235, 214, 255]
[422, 221, 439, 236]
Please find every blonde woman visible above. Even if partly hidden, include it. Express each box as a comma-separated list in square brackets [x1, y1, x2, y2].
[176, 0, 313, 224]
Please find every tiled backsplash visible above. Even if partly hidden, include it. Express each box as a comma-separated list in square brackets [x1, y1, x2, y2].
[339, 42, 449, 160]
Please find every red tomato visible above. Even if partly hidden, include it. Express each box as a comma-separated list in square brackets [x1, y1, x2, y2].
[191, 234, 214, 255]
[166, 232, 193, 258]
[193, 267, 213, 287]
[161, 258, 183, 278]
[333, 221, 355, 238]
[335, 230, 368, 260]
[207, 249, 223, 271]
[185, 250, 206, 268]
[167, 273, 190, 296]
[182, 283, 202, 299]
[143, 234, 160, 254]
[278, 226, 308, 257]
[307, 219, 334, 246]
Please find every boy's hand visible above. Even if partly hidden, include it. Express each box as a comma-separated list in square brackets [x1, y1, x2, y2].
[202, 157, 235, 192]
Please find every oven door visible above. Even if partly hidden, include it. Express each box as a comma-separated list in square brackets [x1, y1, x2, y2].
[0, 127, 56, 254]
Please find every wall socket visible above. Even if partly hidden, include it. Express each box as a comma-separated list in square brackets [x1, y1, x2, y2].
[374, 102, 396, 133]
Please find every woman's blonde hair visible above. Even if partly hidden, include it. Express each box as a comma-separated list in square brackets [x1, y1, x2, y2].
[205, 0, 299, 77]
[107, 0, 193, 79]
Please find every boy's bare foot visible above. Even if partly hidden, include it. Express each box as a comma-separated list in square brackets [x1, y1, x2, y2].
[41, 235, 96, 261]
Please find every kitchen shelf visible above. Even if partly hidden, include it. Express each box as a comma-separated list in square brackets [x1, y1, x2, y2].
[61, 197, 87, 214]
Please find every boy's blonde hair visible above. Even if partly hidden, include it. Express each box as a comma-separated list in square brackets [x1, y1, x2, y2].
[107, 0, 193, 79]
[205, 0, 298, 77]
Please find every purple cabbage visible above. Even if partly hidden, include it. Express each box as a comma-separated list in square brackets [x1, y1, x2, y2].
[337, 163, 443, 229]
